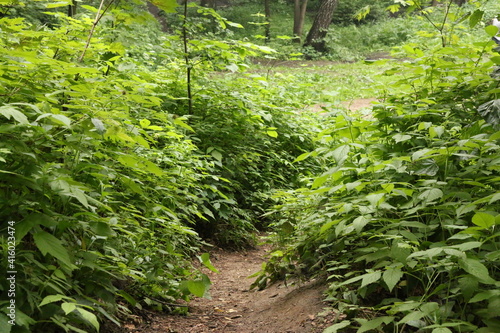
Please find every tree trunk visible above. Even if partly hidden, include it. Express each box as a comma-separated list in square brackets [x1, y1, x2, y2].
[293, 0, 308, 43]
[304, 0, 338, 53]
[68, 2, 77, 17]
[264, 0, 271, 43]
[146, 2, 169, 32]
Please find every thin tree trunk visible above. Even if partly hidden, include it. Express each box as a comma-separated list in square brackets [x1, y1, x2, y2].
[264, 0, 271, 43]
[68, 2, 77, 17]
[304, 0, 338, 53]
[293, 0, 308, 43]
[147, 2, 168, 32]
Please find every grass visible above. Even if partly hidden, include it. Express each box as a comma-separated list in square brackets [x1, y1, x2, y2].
[247, 60, 399, 103]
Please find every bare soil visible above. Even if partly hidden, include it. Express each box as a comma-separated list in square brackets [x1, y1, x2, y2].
[116, 244, 341, 333]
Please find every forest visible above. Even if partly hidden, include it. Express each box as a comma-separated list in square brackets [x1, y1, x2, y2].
[0, 0, 499, 332]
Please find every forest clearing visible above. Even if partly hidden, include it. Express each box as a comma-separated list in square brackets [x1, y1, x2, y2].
[1, 1, 500, 333]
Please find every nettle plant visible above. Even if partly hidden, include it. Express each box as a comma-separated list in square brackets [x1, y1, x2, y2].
[0, 2, 222, 332]
[259, 2, 500, 333]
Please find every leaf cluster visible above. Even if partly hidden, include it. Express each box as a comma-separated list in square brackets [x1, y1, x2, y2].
[257, 4, 500, 332]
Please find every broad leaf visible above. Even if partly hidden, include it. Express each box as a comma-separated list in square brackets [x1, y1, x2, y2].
[149, 0, 178, 13]
[469, 10, 483, 28]
[383, 267, 403, 292]
[418, 188, 443, 203]
[39, 294, 71, 307]
[0, 105, 29, 124]
[478, 99, 500, 127]
[471, 212, 495, 229]
[323, 320, 351, 333]
[76, 308, 100, 332]
[459, 258, 496, 284]
[33, 231, 73, 268]
[61, 302, 77, 315]
[357, 316, 394, 333]
[199, 253, 219, 273]
[360, 271, 381, 288]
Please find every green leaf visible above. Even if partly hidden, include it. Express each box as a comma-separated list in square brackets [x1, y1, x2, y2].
[90, 118, 105, 133]
[352, 215, 371, 233]
[361, 271, 381, 288]
[117, 290, 138, 307]
[399, 310, 424, 324]
[45, 1, 72, 8]
[0, 313, 11, 333]
[36, 113, 72, 127]
[0, 105, 29, 124]
[139, 119, 151, 128]
[469, 10, 484, 28]
[76, 307, 100, 332]
[312, 173, 329, 189]
[332, 145, 350, 164]
[469, 290, 500, 303]
[478, 100, 500, 126]
[143, 160, 163, 176]
[226, 63, 239, 73]
[418, 188, 443, 202]
[432, 328, 453, 333]
[199, 253, 219, 273]
[293, 152, 310, 163]
[459, 258, 495, 284]
[149, 0, 178, 12]
[357, 316, 394, 333]
[383, 267, 403, 292]
[174, 117, 194, 132]
[323, 320, 351, 333]
[486, 25, 499, 37]
[68, 187, 90, 208]
[471, 212, 495, 229]
[90, 222, 115, 237]
[61, 302, 77, 315]
[393, 133, 411, 143]
[320, 219, 341, 234]
[366, 193, 384, 206]
[39, 294, 70, 307]
[458, 275, 478, 300]
[211, 150, 223, 161]
[187, 275, 211, 298]
[267, 130, 278, 138]
[33, 231, 74, 269]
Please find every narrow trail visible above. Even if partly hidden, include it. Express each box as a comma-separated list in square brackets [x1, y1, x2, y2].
[123, 243, 340, 333]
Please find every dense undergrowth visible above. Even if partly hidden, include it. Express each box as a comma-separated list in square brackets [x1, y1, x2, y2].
[1, 0, 499, 332]
[256, 2, 500, 333]
[0, 0, 320, 332]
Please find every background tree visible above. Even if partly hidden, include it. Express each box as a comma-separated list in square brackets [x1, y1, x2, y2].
[264, 0, 271, 42]
[293, 0, 308, 43]
[303, 0, 338, 53]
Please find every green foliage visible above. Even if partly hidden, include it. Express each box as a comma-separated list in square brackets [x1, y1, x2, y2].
[0, 4, 221, 331]
[256, 2, 500, 332]
[0, 1, 322, 331]
[331, 0, 393, 26]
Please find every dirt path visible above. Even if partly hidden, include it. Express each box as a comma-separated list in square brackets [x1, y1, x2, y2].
[122, 243, 339, 333]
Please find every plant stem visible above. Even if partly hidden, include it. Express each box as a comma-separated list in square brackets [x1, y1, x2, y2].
[182, 0, 193, 115]
[79, 0, 115, 62]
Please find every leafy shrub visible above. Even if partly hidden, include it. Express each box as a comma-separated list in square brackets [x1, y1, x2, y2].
[257, 4, 500, 332]
[0, 4, 217, 332]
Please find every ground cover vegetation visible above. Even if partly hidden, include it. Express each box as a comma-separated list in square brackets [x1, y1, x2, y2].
[0, 0, 321, 331]
[0, 0, 498, 332]
[254, 1, 500, 332]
